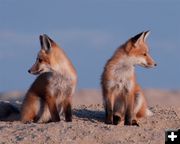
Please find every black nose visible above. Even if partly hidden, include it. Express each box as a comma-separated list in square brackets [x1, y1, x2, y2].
[28, 69, 31, 73]
[154, 63, 157, 66]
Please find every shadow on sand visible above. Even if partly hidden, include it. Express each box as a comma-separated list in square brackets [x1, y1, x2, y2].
[0, 101, 20, 121]
[73, 108, 105, 123]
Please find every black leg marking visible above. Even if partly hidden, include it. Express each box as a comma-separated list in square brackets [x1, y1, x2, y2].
[65, 104, 72, 122]
[113, 115, 121, 125]
[105, 107, 113, 124]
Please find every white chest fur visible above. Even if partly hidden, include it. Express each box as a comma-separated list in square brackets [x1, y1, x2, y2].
[107, 57, 135, 93]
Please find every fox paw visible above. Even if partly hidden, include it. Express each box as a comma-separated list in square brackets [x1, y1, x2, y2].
[132, 119, 139, 126]
[113, 115, 121, 125]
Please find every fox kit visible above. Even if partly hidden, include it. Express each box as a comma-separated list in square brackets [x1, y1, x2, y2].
[21, 34, 77, 123]
[101, 31, 156, 126]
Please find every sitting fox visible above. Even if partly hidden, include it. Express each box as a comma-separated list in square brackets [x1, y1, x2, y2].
[21, 34, 77, 123]
[101, 31, 156, 126]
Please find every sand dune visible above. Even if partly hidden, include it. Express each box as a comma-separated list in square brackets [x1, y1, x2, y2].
[0, 89, 180, 144]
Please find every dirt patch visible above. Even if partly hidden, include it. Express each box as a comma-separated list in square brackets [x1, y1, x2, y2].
[0, 104, 179, 144]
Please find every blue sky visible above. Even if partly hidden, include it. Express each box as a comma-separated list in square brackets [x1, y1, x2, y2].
[0, 0, 179, 92]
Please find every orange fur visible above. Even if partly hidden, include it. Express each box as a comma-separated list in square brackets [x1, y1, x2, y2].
[21, 34, 77, 123]
[101, 31, 156, 125]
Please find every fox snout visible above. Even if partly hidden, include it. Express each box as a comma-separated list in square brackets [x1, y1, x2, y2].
[144, 62, 157, 68]
[28, 68, 38, 74]
[28, 62, 45, 75]
[143, 56, 157, 68]
[28, 69, 31, 73]
[28, 61, 51, 75]
[28, 65, 40, 75]
[148, 62, 157, 67]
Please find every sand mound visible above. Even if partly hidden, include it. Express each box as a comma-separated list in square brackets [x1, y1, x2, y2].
[0, 104, 179, 144]
[0, 89, 180, 143]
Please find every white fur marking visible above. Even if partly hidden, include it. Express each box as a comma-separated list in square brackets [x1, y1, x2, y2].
[39, 63, 52, 73]
[107, 56, 135, 93]
[38, 104, 51, 123]
[134, 93, 143, 114]
[129, 56, 147, 66]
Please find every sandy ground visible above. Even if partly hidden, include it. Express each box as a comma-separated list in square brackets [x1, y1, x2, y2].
[0, 89, 180, 144]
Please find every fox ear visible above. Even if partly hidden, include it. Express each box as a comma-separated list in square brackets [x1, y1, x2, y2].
[143, 30, 150, 41]
[131, 32, 144, 46]
[39, 34, 52, 53]
[131, 31, 150, 47]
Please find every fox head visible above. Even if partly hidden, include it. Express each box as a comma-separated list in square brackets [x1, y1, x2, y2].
[124, 31, 157, 68]
[28, 34, 63, 75]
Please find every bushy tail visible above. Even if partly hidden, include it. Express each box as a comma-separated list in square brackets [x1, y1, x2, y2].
[0, 101, 20, 121]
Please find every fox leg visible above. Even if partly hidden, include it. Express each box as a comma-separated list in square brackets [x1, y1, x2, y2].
[104, 91, 114, 124]
[46, 96, 60, 122]
[64, 103, 72, 122]
[131, 91, 140, 126]
[63, 96, 72, 122]
[105, 101, 113, 124]
[124, 92, 135, 125]
[113, 112, 121, 125]
[37, 102, 51, 123]
[113, 94, 125, 125]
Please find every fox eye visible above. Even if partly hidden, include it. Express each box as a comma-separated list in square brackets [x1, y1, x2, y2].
[38, 58, 43, 63]
[143, 53, 147, 56]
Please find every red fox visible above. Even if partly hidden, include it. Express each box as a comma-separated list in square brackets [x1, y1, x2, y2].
[101, 31, 156, 126]
[21, 34, 77, 123]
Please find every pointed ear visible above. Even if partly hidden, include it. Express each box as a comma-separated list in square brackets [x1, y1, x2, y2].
[39, 35, 43, 48]
[39, 34, 52, 53]
[143, 30, 150, 41]
[131, 32, 145, 46]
